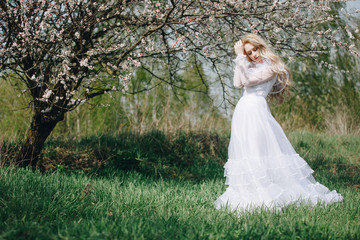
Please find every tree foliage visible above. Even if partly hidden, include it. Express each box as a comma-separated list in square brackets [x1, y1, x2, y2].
[0, 0, 358, 166]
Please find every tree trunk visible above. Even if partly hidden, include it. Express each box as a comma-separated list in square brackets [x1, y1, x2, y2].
[17, 115, 60, 168]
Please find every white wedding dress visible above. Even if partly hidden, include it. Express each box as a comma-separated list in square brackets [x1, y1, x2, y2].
[214, 55, 343, 212]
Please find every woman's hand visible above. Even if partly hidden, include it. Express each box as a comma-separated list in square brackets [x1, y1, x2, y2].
[234, 40, 244, 56]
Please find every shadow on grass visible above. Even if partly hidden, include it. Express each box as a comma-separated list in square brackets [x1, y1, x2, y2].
[0, 131, 227, 181]
[1, 131, 358, 188]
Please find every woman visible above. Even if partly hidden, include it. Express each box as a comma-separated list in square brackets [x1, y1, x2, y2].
[214, 34, 343, 212]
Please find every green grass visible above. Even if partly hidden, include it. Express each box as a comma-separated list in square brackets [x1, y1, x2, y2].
[0, 168, 358, 239]
[0, 131, 359, 239]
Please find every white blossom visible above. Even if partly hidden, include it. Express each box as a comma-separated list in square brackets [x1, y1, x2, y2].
[42, 89, 53, 99]
[41, 107, 51, 113]
[0, 0, 357, 121]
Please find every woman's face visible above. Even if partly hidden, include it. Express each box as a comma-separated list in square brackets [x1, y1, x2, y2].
[244, 43, 262, 63]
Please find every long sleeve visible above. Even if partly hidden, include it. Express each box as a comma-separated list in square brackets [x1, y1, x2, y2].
[243, 65, 277, 87]
[233, 55, 248, 88]
[233, 56, 277, 88]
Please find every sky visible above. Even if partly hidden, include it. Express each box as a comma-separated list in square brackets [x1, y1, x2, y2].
[347, 0, 360, 11]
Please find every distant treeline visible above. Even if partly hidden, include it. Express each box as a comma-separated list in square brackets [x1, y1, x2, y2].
[1, 48, 359, 139]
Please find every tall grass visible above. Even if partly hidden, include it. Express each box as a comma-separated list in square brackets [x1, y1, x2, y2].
[0, 131, 359, 239]
[43, 131, 228, 180]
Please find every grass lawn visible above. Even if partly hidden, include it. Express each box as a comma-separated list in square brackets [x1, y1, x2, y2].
[0, 131, 359, 239]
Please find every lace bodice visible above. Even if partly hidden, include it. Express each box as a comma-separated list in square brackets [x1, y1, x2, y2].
[233, 55, 277, 98]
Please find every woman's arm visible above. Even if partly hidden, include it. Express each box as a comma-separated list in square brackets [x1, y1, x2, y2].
[243, 65, 277, 87]
[233, 40, 247, 88]
[233, 55, 248, 88]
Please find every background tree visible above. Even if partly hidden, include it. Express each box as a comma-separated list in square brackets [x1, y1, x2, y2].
[269, 2, 360, 133]
[0, 0, 357, 167]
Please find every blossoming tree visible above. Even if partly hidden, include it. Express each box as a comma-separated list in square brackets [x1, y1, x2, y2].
[0, 0, 356, 167]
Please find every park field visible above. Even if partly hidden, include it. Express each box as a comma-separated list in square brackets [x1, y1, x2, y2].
[0, 131, 359, 239]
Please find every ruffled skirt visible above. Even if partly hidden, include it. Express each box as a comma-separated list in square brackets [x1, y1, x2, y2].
[214, 94, 343, 212]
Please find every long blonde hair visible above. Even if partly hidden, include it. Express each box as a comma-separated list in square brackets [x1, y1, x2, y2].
[241, 33, 291, 98]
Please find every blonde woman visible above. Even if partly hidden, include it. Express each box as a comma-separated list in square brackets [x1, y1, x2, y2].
[214, 34, 343, 212]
